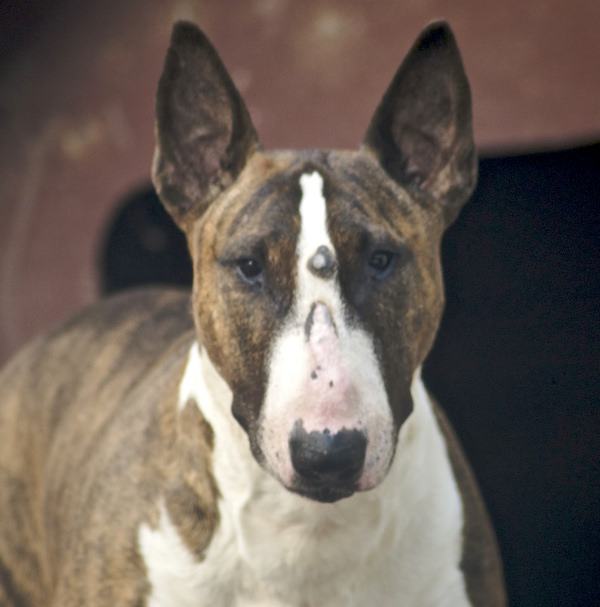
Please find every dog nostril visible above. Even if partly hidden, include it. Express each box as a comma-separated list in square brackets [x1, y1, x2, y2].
[288, 422, 367, 486]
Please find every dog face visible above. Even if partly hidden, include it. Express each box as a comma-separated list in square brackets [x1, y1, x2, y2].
[153, 22, 476, 502]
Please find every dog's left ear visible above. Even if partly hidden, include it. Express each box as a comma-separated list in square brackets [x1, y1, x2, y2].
[153, 22, 259, 230]
[363, 22, 476, 226]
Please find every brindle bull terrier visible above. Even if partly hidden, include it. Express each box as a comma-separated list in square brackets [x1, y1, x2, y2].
[0, 21, 506, 607]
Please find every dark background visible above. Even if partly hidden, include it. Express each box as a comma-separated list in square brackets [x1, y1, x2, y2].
[1, 1, 599, 605]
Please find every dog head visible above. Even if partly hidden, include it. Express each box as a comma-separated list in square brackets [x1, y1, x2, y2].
[153, 22, 476, 502]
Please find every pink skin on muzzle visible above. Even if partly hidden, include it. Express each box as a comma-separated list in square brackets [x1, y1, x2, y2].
[301, 302, 361, 432]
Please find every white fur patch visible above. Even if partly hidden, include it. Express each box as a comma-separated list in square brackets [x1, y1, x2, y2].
[139, 349, 471, 606]
[293, 171, 342, 316]
[297, 172, 333, 272]
[138, 500, 236, 607]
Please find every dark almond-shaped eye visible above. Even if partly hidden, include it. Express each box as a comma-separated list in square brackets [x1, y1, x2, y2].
[368, 250, 396, 279]
[236, 258, 263, 286]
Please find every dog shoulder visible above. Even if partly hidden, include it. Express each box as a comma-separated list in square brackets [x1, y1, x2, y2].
[431, 402, 507, 607]
[0, 288, 220, 605]
[0, 288, 194, 473]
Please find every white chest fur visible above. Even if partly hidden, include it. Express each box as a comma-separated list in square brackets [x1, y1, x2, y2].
[138, 344, 471, 607]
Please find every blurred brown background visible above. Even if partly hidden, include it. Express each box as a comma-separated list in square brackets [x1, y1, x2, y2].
[1, 1, 598, 606]
[1, 0, 599, 357]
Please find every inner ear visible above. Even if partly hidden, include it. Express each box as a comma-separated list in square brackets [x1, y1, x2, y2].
[363, 22, 477, 225]
[153, 22, 259, 230]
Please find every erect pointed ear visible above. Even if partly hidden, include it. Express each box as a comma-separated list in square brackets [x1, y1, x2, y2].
[363, 22, 477, 226]
[153, 22, 259, 230]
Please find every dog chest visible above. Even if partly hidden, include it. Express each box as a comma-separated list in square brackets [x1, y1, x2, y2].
[138, 344, 471, 607]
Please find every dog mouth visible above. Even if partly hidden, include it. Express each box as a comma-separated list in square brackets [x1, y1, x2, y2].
[288, 478, 357, 503]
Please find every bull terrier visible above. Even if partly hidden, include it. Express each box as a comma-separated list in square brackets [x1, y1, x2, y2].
[0, 21, 506, 607]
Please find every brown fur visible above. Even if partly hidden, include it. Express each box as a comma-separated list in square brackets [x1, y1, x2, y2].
[0, 290, 216, 606]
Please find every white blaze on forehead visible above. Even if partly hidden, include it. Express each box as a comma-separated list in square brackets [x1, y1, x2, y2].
[295, 171, 338, 310]
[297, 171, 333, 264]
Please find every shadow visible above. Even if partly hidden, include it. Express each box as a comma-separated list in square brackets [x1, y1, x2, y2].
[98, 186, 192, 295]
[425, 142, 600, 606]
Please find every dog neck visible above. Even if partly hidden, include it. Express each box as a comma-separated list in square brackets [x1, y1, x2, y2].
[144, 341, 470, 606]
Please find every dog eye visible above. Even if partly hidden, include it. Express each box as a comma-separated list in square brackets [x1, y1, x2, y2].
[368, 250, 396, 278]
[236, 258, 263, 285]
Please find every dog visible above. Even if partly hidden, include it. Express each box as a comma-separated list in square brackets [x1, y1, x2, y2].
[0, 21, 506, 607]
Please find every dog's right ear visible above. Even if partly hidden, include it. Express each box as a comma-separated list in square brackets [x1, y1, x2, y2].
[153, 22, 259, 230]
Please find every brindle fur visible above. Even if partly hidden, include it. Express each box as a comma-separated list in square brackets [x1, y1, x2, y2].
[0, 290, 217, 606]
[0, 21, 505, 606]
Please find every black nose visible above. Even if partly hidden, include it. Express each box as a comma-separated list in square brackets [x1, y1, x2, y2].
[289, 421, 367, 486]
